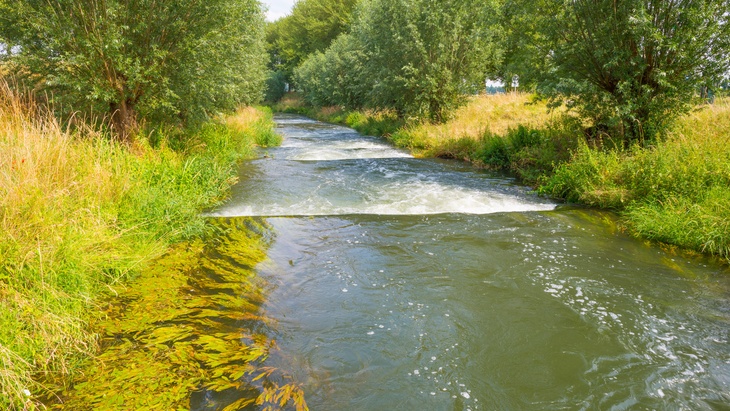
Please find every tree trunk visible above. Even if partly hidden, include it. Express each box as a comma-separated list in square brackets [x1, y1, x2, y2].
[109, 99, 137, 143]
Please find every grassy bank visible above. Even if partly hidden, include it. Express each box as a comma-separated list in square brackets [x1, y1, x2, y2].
[543, 101, 730, 260]
[273, 92, 730, 263]
[0, 82, 279, 410]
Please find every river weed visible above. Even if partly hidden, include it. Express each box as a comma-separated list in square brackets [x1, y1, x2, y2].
[47, 218, 308, 410]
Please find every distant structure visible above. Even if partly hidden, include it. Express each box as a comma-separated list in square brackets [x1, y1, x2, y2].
[485, 78, 505, 94]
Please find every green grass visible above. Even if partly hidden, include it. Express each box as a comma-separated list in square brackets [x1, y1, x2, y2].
[542, 100, 730, 260]
[0, 81, 280, 410]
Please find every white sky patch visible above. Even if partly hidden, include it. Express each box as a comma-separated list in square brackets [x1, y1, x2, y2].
[261, 0, 296, 21]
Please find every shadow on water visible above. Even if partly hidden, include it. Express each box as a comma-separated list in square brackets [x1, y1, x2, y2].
[47, 218, 307, 411]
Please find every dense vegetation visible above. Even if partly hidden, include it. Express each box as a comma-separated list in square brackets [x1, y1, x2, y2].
[0, 0, 274, 409]
[293, 0, 502, 121]
[502, 0, 730, 144]
[277, 0, 728, 144]
[0, 0, 267, 140]
[0, 82, 279, 409]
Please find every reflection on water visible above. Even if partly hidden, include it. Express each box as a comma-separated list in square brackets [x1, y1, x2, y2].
[257, 212, 730, 410]
[212, 115, 730, 410]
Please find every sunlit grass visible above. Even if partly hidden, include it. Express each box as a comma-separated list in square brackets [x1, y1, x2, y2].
[410, 93, 557, 151]
[226, 105, 282, 147]
[0, 81, 277, 410]
[544, 98, 730, 261]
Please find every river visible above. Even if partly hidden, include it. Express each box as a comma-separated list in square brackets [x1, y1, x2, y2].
[205, 114, 730, 410]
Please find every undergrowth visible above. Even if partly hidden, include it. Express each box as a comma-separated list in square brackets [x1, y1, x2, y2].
[543, 100, 730, 260]
[0, 81, 280, 410]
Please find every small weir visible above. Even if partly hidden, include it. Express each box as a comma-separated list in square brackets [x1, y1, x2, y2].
[206, 115, 729, 410]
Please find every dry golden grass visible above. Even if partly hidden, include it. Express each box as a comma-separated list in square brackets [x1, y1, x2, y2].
[670, 97, 730, 147]
[225, 106, 265, 131]
[411, 93, 558, 143]
[226, 105, 281, 147]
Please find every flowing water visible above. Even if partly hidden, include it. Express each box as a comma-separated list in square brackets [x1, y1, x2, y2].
[208, 115, 730, 410]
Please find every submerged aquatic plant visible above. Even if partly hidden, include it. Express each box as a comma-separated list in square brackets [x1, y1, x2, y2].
[46, 218, 307, 410]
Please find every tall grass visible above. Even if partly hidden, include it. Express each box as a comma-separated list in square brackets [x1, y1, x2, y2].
[543, 99, 730, 260]
[403, 93, 559, 155]
[0, 82, 278, 410]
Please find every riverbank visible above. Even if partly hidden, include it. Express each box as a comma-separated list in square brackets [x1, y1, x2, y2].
[272, 93, 730, 263]
[0, 82, 280, 410]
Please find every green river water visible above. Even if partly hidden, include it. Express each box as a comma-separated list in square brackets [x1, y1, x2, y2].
[199, 115, 730, 410]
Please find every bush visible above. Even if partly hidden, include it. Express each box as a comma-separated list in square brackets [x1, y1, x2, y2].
[474, 134, 511, 168]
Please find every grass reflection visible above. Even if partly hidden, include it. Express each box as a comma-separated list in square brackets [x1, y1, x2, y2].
[48, 218, 307, 411]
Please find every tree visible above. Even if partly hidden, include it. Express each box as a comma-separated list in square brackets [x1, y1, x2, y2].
[1, 0, 267, 141]
[266, 0, 358, 84]
[503, 0, 730, 145]
[294, 33, 367, 107]
[295, 0, 502, 122]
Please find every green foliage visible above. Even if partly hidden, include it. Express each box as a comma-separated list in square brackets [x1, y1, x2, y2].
[2, 0, 267, 140]
[0, 82, 280, 410]
[541, 102, 730, 261]
[266, 0, 358, 83]
[341, 110, 404, 137]
[294, 33, 367, 108]
[474, 134, 511, 168]
[503, 0, 730, 144]
[265, 70, 289, 103]
[467, 118, 582, 183]
[295, 0, 503, 122]
[626, 188, 730, 260]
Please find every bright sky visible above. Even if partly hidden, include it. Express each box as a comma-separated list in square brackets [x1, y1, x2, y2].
[261, 0, 297, 22]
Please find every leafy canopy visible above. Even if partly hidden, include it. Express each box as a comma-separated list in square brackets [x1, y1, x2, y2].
[1, 0, 267, 140]
[266, 0, 357, 82]
[503, 0, 730, 144]
[296, 0, 502, 122]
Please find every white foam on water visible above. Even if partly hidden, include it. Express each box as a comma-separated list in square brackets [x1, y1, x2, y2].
[208, 114, 557, 217]
[209, 179, 555, 217]
[286, 144, 412, 161]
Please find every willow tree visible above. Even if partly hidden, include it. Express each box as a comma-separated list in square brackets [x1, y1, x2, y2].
[352, 0, 501, 122]
[503, 0, 730, 144]
[294, 33, 368, 108]
[1, 0, 267, 141]
[266, 0, 358, 83]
